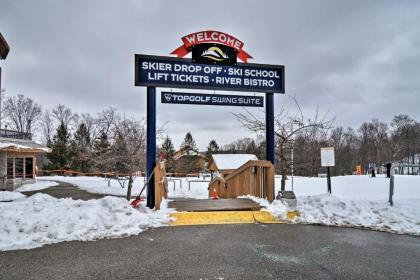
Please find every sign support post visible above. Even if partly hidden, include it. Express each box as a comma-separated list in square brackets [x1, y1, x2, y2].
[266, 92, 275, 164]
[321, 147, 335, 194]
[327, 166, 332, 193]
[146, 86, 156, 208]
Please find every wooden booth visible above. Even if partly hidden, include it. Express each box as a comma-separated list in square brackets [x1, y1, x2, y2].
[208, 154, 275, 202]
[0, 137, 50, 191]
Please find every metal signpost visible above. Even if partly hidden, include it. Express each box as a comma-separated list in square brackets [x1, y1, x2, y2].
[321, 147, 335, 193]
[135, 31, 285, 208]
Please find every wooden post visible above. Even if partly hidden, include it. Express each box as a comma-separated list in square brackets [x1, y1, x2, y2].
[266, 163, 275, 202]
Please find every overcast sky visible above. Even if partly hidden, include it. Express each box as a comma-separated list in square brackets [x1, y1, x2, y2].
[1, 0, 419, 149]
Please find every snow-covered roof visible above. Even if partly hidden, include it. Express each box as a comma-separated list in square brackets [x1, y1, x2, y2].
[0, 137, 50, 153]
[211, 154, 258, 170]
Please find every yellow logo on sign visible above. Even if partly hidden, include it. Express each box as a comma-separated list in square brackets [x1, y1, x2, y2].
[201, 46, 229, 61]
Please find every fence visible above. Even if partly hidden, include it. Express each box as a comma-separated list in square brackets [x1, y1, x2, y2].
[0, 129, 32, 140]
[38, 169, 146, 178]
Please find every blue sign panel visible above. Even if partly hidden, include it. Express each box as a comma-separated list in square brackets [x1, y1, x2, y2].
[161, 92, 264, 107]
[135, 54, 285, 93]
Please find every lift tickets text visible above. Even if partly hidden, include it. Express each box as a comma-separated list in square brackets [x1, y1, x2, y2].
[135, 54, 284, 93]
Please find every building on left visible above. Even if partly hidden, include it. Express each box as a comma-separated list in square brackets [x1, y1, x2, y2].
[0, 131, 50, 190]
[0, 32, 50, 190]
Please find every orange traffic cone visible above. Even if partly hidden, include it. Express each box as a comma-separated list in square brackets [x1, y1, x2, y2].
[212, 188, 219, 200]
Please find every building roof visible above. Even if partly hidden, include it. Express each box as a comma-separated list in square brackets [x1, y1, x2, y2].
[0, 33, 10, 60]
[0, 137, 50, 153]
[172, 145, 206, 160]
[208, 154, 258, 171]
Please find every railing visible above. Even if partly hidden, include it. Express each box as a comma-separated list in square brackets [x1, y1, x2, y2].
[0, 129, 32, 140]
[39, 169, 146, 177]
[208, 160, 275, 202]
[154, 162, 168, 210]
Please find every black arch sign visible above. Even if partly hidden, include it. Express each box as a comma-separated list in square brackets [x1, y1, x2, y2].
[135, 53, 284, 208]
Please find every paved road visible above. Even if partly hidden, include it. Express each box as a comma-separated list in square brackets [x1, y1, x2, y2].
[21, 181, 106, 200]
[1, 224, 419, 279]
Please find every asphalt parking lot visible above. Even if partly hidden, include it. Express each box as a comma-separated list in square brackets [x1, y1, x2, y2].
[1, 223, 419, 279]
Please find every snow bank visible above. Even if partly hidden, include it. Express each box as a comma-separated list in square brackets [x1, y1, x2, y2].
[293, 194, 420, 235]
[0, 194, 171, 251]
[248, 194, 420, 235]
[0, 191, 26, 202]
[16, 181, 59, 192]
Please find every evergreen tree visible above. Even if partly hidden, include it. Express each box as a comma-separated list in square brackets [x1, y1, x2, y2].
[161, 135, 175, 172]
[112, 131, 129, 173]
[92, 131, 110, 172]
[70, 123, 92, 172]
[161, 135, 175, 159]
[181, 132, 197, 151]
[48, 121, 71, 169]
[206, 139, 219, 158]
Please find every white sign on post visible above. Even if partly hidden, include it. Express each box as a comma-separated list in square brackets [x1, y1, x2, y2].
[321, 147, 335, 167]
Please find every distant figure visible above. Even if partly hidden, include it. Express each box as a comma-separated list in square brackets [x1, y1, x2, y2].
[386, 162, 392, 178]
[276, 191, 282, 200]
[370, 162, 377, 177]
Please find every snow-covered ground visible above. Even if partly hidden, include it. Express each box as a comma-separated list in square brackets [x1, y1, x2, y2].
[38, 175, 210, 198]
[2, 174, 419, 252]
[280, 174, 420, 200]
[0, 194, 172, 251]
[38, 176, 145, 197]
[0, 191, 26, 202]
[15, 180, 58, 192]
[38, 174, 418, 202]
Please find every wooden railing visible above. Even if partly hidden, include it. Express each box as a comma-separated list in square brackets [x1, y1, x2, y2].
[154, 162, 168, 210]
[208, 160, 275, 202]
[39, 169, 146, 177]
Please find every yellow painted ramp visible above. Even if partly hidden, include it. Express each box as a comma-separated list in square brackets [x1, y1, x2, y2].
[253, 211, 284, 224]
[170, 211, 286, 226]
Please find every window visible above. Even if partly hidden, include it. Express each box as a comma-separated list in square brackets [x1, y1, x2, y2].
[25, 158, 34, 178]
[7, 158, 13, 179]
[15, 158, 24, 178]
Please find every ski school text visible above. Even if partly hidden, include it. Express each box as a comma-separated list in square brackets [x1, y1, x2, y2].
[135, 54, 285, 93]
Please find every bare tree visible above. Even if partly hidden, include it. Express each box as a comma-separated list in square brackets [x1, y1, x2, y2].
[97, 107, 120, 136]
[102, 118, 147, 200]
[233, 96, 333, 190]
[40, 110, 54, 145]
[3, 94, 42, 134]
[52, 104, 77, 131]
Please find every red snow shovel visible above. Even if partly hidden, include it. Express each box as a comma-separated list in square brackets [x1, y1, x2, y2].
[130, 169, 155, 208]
[130, 196, 144, 208]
